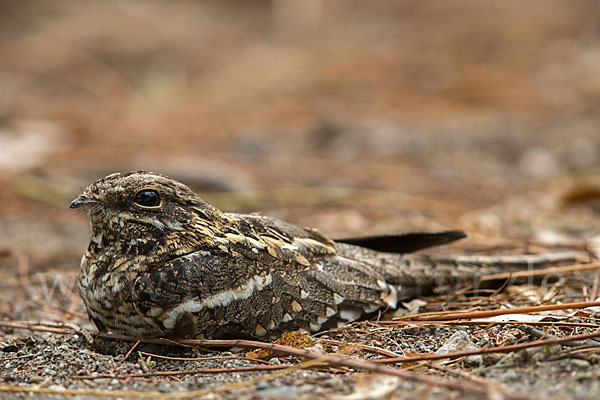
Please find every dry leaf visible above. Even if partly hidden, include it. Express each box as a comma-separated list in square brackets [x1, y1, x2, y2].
[246, 331, 314, 359]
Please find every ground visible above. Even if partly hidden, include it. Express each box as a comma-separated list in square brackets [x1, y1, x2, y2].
[1, 1, 600, 399]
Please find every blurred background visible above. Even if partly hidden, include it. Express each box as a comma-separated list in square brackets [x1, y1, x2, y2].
[1, 0, 600, 269]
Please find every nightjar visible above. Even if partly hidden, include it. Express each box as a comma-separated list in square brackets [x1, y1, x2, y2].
[71, 172, 580, 339]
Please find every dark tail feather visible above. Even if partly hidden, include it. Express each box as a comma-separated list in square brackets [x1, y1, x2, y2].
[337, 230, 468, 254]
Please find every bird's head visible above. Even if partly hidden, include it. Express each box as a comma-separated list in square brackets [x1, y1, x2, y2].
[70, 171, 224, 243]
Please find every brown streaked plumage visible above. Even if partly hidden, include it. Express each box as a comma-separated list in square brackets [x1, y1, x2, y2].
[71, 171, 582, 339]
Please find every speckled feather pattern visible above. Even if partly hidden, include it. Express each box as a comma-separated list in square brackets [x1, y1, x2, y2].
[72, 171, 579, 339]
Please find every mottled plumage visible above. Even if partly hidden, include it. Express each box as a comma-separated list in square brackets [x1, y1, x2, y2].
[71, 171, 580, 339]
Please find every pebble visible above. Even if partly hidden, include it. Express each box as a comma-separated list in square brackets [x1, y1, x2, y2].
[570, 359, 591, 369]
[256, 381, 271, 390]
[436, 331, 479, 354]
[297, 384, 315, 393]
[158, 383, 172, 393]
[321, 378, 338, 387]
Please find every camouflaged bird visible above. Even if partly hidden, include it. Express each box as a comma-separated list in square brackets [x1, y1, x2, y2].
[71, 171, 581, 339]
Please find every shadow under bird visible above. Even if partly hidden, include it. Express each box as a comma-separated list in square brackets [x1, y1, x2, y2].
[70, 171, 582, 339]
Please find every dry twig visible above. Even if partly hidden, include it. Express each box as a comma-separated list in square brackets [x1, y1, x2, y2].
[74, 364, 291, 380]
[480, 262, 600, 282]
[396, 300, 600, 321]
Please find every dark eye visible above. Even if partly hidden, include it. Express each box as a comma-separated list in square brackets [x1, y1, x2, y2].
[134, 189, 161, 208]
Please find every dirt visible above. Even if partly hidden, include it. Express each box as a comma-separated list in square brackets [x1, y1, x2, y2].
[1, 1, 600, 399]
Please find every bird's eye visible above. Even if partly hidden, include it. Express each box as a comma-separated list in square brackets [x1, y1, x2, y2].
[134, 189, 161, 208]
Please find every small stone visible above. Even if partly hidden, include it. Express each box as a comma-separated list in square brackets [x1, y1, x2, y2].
[158, 383, 171, 393]
[28, 376, 46, 384]
[436, 331, 479, 354]
[321, 378, 338, 387]
[256, 381, 271, 390]
[570, 359, 591, 369]
[297, 384, 315, 393]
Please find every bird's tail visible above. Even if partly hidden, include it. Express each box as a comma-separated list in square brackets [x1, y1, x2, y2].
[334, 242, 586, 301]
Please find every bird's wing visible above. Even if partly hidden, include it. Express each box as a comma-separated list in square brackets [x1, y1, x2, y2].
[131, 248, 398, 339]
[131, 214, 399, 338]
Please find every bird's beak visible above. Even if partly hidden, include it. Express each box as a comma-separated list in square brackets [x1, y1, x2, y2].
[69, 194, 94, 209]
